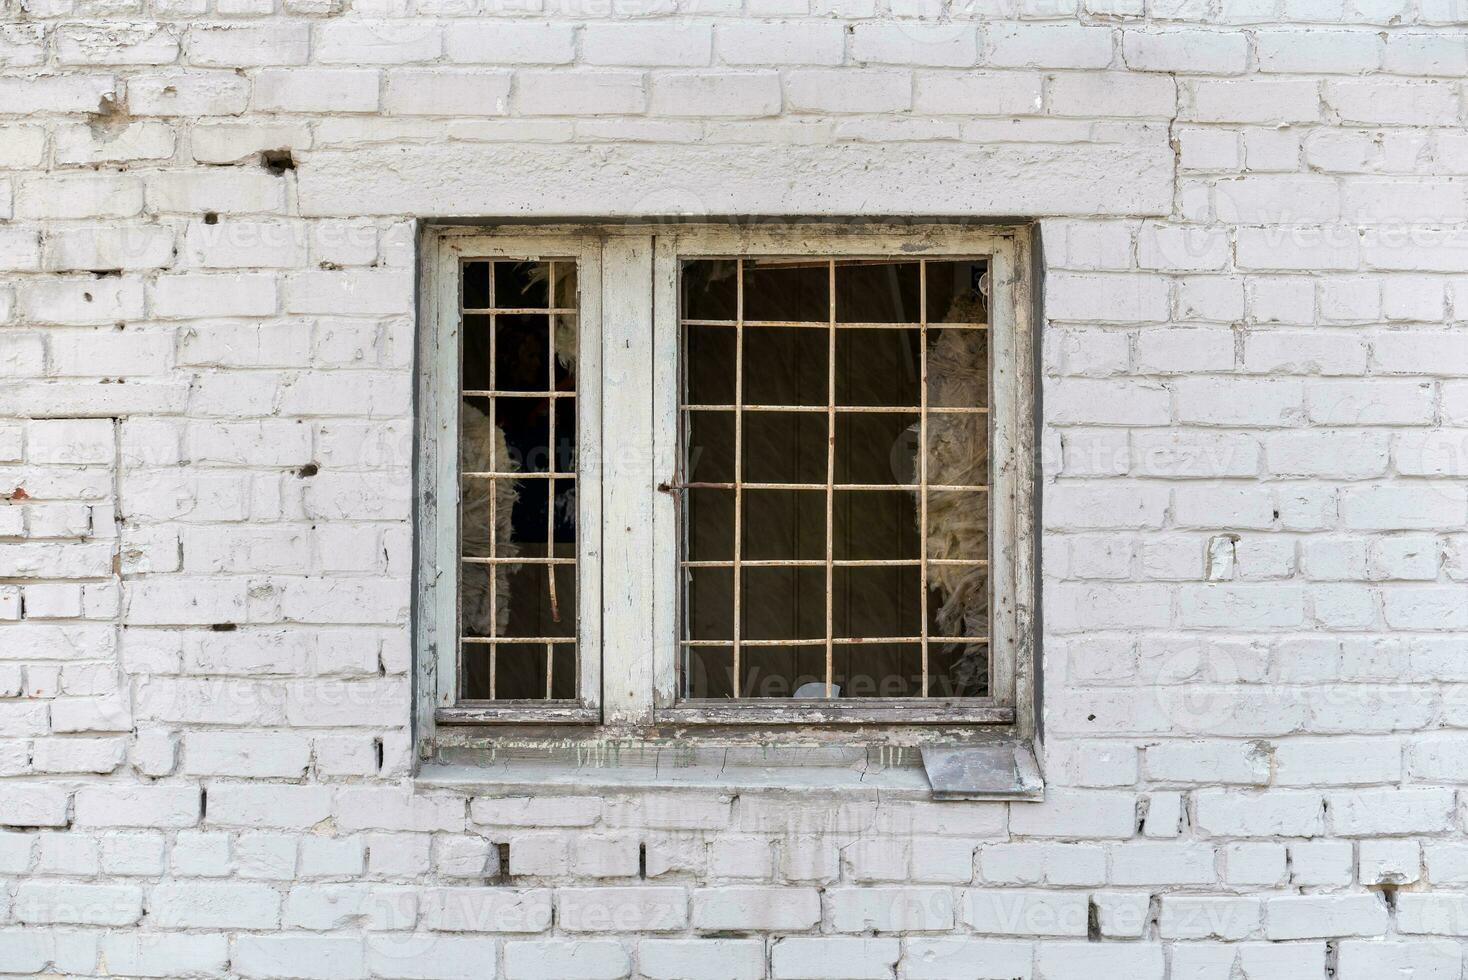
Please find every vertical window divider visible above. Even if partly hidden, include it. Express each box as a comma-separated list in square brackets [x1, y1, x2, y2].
[824, 259, 837, 698]
[918, 258, 930, 698]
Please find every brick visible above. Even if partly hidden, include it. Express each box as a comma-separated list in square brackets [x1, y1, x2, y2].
[516, 71, 646, 115]
[827, 886, 955, 932]
[188, 22, 310, 66]
[650, 72, 781, 117]
[852, 23, 978, 67]
[503, 941, 631, 980]
[385, 70, 511, 116]
[716, 21, 845, 66]
[692, 887, 820, 931]
[771, 938, 899, 980]
[1195, 790, 1324, 837]
[1337, 940, 1461, 980]
[254, 69, 381, 113]
[420, 887, 552, 933]
[445, 23, 575, 64]
[639, 940, 764, 980]
[583, 23, 711, 66]
[101, 933, 229, 977]
[558, 887, 687, 932]
[1033, 944, 1163, 980]
[1265, 894, 1388, 940]
[986, 24, 1114, 69]
[73, 785, 199, 827]
[786, 70, 912, 113]
[316, 21, 442, 64]
[1122, 29, 1248, 74]
[14, 881, 143, 926]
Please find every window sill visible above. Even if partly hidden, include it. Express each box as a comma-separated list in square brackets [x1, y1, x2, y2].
[417, 737, 1042, 802]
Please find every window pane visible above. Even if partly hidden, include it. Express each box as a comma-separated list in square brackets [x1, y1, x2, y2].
[679, 255, 992, 702]
[459, 258, 579, 702]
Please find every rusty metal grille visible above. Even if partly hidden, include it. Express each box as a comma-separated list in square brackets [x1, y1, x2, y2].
[676, 256, 992, 701]
[458, 258, 578, 702]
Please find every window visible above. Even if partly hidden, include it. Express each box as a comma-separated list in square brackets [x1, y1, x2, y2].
[417, 225, 1035, 735]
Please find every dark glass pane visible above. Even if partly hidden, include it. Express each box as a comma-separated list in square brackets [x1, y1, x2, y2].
[925, 260, 987, 324]
[836, 643, 922, 698]
[685, 645, 733, 699]
[833, 565, 922, 640]
[743, 259, 828, 321]
[685, 410, 734, 483]
[682, 259, 738, 320]
[928, 643, 988, 698]
[740, 566, 824, 642]
[835, 328, 920, 407]
[836, 411, 918, 486]
[743, 326, 827, 406]
[463, 261, 490, 309]
[496, 260, 549, 309]
[686, 566, 733, 643]
[742, 412, 826, 485]
[686, 488, 734, 563]
[835, 260, 921, 323]
[495, 315, 551, 391]
[832, 490, 919, 561]
[741, 489, 823, 563]
[739, 646, 827, 700]
[685, 323, 736, 405]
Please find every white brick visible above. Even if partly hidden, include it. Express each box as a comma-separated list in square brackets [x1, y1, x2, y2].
[1122, 29, 1249, 74]
[852, 24, 978, 67]
[316, 21, 442, 65]
[1337, 940, 1462, 980]
[516, 72, 646, 115]
[582, 23, 711, 66]
[786, 70, 912, 113]
[100, 934, 227, 976]
[650, 72, 781, 117]
[986, 24, 1114, 68]
[1033, 944, 1163, 980]
[771, 938, 899, 980]
[254, 69, 381, 112]
[150, 881, 281, 929]
[384, 70, 511, 116]
[639, 940, 764, 980]
[444, 23, 575, 64]
[1265, 894, 1388, 940]
[14, 881, 143, 926]
[716, 22, 845, 66]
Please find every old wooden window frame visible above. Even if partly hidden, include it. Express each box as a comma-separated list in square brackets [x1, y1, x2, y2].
[417, 223, 1036, 737]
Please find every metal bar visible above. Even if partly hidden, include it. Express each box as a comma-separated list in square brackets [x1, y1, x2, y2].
[487, 261, 497, 700]
[732, 258, 744, 698]
[682, 558, 988, 568]
[919, 258, 930, 697]
[681, 404, 988, 415]
[463, 636, 578, 645]
[463, 471, 577, 480]
[464, 306, 580, 315]
[681, 318, 988, 331]
[681, 636, 989, 647]
[463, 556, 576, 565]
[546, 260, 560, 692]
[824, 259, 836, 697]
[462, 389, 576, 399]
[667, 481, 988, 493]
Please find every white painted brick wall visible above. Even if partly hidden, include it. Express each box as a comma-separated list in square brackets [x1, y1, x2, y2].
[1, 4, 1466, 977]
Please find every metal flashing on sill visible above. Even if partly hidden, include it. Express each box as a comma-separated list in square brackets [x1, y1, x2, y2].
[417, 738, 1043, 802]
[920, 742, 1044, 801]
